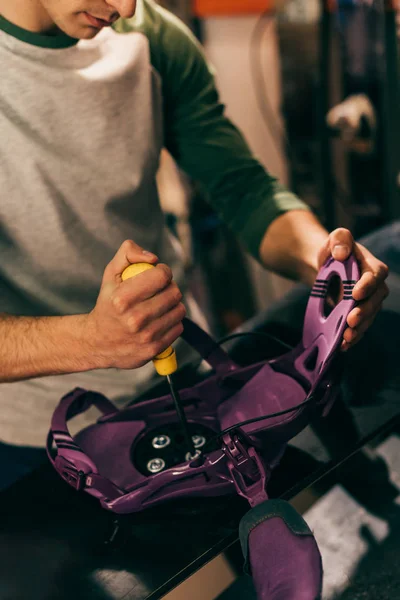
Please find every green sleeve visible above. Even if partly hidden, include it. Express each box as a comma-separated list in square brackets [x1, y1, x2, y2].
[116, 0, 311, 260]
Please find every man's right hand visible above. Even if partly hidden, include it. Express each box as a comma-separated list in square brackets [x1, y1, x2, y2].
[85, 240, 186, 370]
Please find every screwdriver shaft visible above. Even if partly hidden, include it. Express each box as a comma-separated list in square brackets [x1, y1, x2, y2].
[167, 375, 196, 457]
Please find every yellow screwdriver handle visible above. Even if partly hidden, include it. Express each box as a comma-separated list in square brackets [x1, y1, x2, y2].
[121, 262, 178, 377]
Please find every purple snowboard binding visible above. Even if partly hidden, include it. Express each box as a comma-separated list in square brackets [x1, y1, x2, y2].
[47, 255, 359, 599]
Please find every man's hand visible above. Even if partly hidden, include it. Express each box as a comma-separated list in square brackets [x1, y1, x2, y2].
[85, 240, 186, 370]
[317, 228, 389, 351]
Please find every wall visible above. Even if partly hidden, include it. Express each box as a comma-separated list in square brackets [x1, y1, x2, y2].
[201, 14, 296, 310]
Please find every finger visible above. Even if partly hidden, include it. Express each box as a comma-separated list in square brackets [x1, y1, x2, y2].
[352, 267, 389, 302]
[145, 302, 187, 343]
[130, 282, 183, 323]
[151, 322, 185, 357]
[113, 264, 173, 311]
[317, 228, 354, 267]
[344, 314, 373, 344]
[346, 282, 389, 328]
[341, 339, 351, 352]
[103, 240, 158, 284]
[341, 328, 365, 350]
[329, 228, 354, 261]
[351, 244, 389, 301]
[352, 271, 378, 302]
[343, 326, 358, 345]
[343, 298, 383, 345]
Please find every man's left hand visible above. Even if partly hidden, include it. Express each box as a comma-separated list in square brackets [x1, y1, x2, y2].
[317, 228, 389, 351]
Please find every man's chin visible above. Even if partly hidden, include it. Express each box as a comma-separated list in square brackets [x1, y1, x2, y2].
[63, 25, 100, 40]
[78, 27, 101, 39]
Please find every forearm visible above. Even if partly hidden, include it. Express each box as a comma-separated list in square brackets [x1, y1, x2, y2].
[259, 210, 329, 287]
[0, 313, 95, 383]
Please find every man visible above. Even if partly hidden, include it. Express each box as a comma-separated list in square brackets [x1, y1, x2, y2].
[0, 0, 388, 457]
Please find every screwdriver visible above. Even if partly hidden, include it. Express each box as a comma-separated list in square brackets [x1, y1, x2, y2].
[121, 262, 196, 458]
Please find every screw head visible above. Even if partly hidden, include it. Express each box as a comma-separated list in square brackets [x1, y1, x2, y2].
[192, 435, 206, 449]
[185, 449, 202, 462]
[152, 435, 171, 449]
[147, 458, 166, 474]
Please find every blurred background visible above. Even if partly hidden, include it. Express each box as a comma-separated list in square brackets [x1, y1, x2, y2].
[155, 0, 400, 337]
[151, 6, 400, 599]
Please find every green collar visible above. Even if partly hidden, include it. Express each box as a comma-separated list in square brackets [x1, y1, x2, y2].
[0, 14, 78, 49]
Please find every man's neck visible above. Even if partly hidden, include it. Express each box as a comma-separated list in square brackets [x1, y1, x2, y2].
[0, 0, 55, 33]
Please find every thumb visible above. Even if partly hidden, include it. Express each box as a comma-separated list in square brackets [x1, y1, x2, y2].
[102, 240, 158, 285]
[318, 228, 354, 268]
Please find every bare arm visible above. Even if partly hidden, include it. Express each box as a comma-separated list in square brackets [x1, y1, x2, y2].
[0, 241, 186, 384]
[0, 313, 94, 383]
[259, 210, 329, 287]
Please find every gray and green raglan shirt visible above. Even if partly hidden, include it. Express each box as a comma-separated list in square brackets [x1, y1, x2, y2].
[0, 0, 309, 446]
